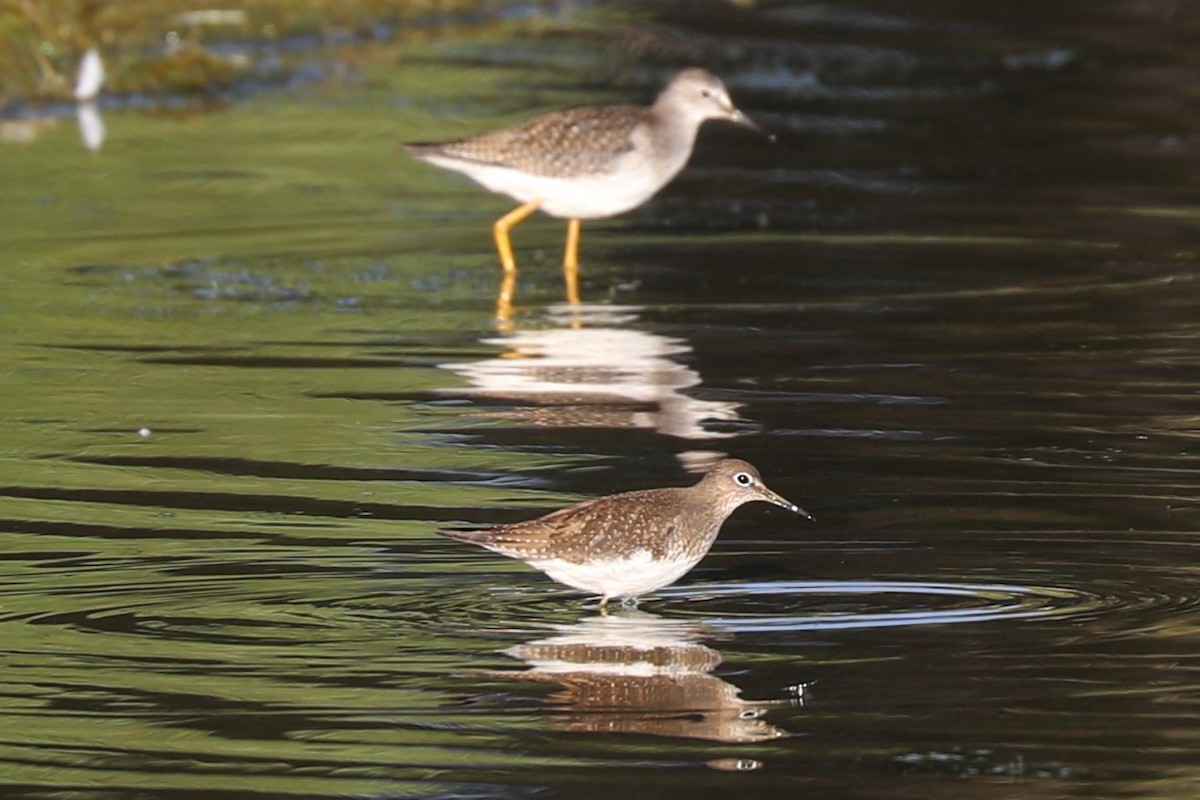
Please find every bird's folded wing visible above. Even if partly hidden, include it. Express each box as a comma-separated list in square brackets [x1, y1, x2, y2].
[436, 105, 644, 177]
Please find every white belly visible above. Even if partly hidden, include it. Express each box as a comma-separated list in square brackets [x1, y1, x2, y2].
[528, 549, 702, 600]
[420, 148, 688, 220]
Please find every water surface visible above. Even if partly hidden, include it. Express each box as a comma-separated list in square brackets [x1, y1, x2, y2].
[1, 1, 1198, 798]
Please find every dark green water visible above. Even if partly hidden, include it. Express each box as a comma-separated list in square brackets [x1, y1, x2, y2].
[2, 1, 1198, 798]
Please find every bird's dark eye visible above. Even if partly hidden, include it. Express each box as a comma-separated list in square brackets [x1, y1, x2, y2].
[701, 88, 714, 98]
[734, 472, 753, 486]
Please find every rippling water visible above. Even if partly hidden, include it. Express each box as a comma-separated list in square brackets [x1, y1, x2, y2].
[2, 1, 1198, 798]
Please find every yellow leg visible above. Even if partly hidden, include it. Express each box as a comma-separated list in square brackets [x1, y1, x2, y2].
[492, 200, 541, 323]
[563, 218, 581, 305]
[493, 200, 541, 275]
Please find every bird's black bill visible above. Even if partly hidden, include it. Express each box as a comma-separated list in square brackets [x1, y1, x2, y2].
[729, 108, 774, 142]
[759, 488, 814, 521]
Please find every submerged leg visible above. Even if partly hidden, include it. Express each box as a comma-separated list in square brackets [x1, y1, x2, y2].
[563, 218, 581, 305]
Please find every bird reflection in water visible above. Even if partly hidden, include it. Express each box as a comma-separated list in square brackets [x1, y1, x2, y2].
[496, 610, 798, 748]
[439, 305, 745, 447]
[76, 101, 105, 152]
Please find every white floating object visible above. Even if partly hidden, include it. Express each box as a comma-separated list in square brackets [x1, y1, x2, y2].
[74, 47, 105, 102]
[137, 427, 152, 438]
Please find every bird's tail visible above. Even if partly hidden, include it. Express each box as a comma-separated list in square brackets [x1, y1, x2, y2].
[437, 526, 497, 545]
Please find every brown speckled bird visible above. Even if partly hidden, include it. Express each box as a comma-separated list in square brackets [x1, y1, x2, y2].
[406, 68, 764, 311]
[439, 459, 811, 609]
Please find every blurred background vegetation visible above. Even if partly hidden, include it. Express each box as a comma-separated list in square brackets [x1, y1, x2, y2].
[0, 0, 544, 103]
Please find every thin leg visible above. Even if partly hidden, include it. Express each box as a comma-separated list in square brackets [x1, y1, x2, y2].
[563, 218, 581, 305]
[598, 595, 609, 614]
[493, 200, 541, 275]
[492, 200, 541, 322]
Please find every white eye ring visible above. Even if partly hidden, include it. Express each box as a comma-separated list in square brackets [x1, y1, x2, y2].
[734, 472, 753, 486]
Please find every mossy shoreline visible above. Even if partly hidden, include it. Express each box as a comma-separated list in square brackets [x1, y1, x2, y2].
[0, 0, 552, 110]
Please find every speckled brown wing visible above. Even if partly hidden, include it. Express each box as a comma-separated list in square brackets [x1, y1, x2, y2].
[409, 105, 645, 178]
[441, 487, 687, 561]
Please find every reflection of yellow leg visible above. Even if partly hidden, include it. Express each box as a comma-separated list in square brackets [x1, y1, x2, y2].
[563, 218, 581, 305]
[492, 200, 541, 275]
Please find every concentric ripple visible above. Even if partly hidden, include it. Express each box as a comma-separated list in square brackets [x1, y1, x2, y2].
[652, 580, 1109, 633]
